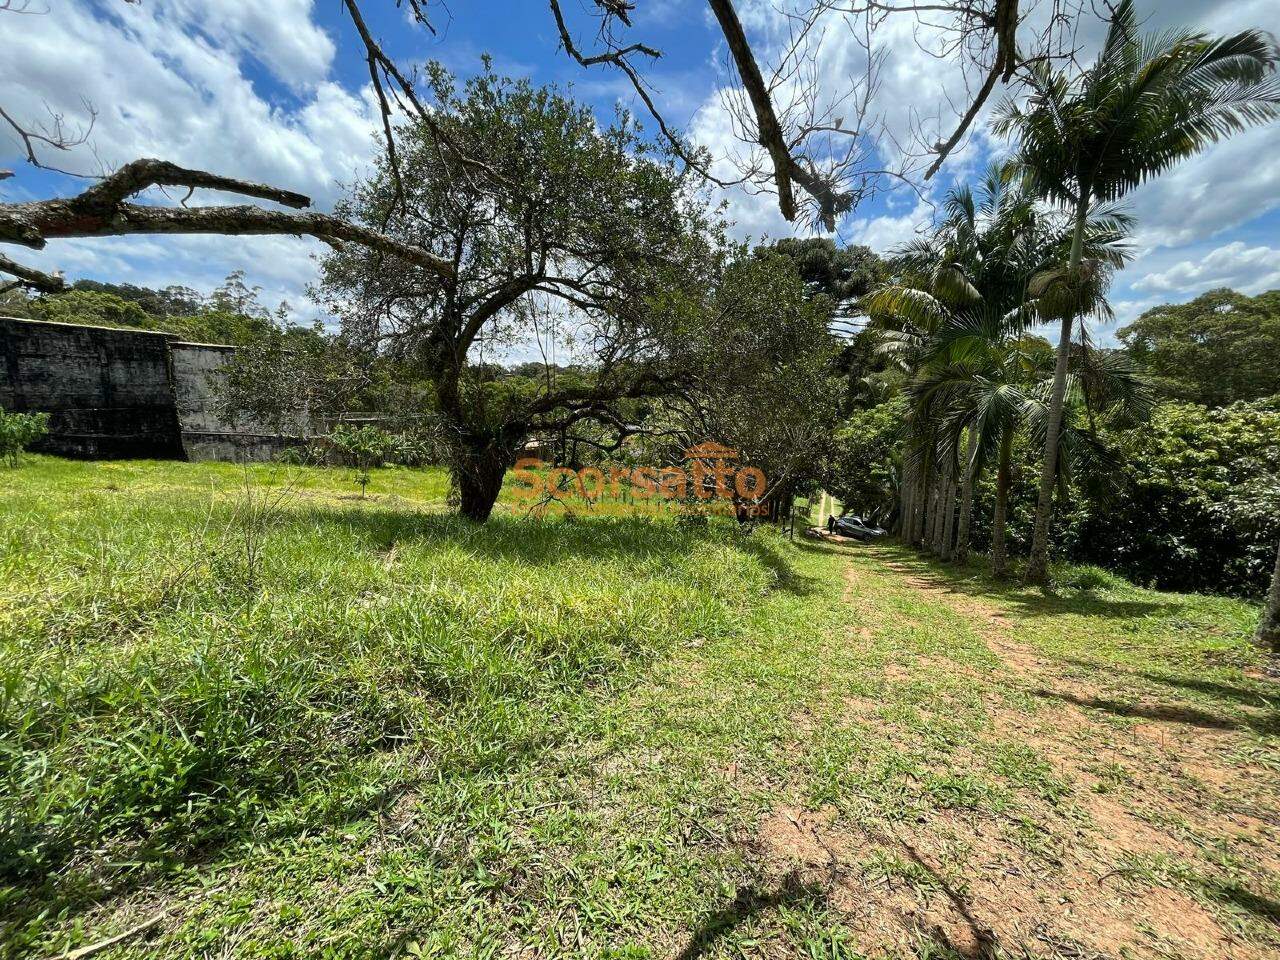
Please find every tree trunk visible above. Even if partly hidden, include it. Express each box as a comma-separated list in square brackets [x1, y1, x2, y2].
[955, 425, 979, 563]
[912, 448, 931, 547]
[941, 471, 958, 561]
[991, 430, 1013, 578]
[1258, 538, 1280, 655]
[913, 462, 927, 545]
[1026, 197, 1089, 585]
[895, 459, 911, 539]
[454, 442, 509, 522]
[933, 458, 953, 556]
[926, 471, 942, 553]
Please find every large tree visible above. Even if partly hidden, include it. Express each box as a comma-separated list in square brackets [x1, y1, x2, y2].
[653, 250, 842, 517]
[1119, 288, 1280, 407]
[318, 65, 728, 521]
[995, 0, 1280, 584]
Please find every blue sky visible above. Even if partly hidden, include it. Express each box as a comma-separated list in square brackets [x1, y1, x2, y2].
[3, 0, 1279, 344]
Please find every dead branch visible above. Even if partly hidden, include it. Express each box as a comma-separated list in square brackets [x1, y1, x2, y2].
[547, 0, 736, 188]
[0, 102, 98, 178]
[36, 910, 168, 960]
[707, 0, 804, 223]
[0, 251, 62, 291]
[0, 158, 455, 280]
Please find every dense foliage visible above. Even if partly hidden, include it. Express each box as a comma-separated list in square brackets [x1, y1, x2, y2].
[759, 237, 883, 318]
[822, 396, 907, 522]
[992, 0, 1280, 583]
[1064, 399, 1280, 596]
[1118, 288, 1280, 406]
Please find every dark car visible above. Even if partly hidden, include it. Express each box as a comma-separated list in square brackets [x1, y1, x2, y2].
[827, 513, 887, 541]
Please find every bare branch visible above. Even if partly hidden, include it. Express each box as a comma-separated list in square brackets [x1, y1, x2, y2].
[0, 158, 456, 278]
[77, 158, 310, 209]
[0, 251, 63, 291]
[707, 0, 804, 223]
[923, 60, 1001, 179]
[547, 0, 737, 188]
[0, 102, 98, 177]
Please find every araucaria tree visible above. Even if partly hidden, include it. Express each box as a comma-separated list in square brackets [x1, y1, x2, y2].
[995, 0, 1280, 584]
[319, 65, 725, 521]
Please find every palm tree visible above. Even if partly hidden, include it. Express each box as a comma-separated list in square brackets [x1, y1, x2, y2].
[947, 337, 1044, 573]
[868, 167, 1037, 557]
[994, 0, 1280, 584]
[868, 166, 1126, 565]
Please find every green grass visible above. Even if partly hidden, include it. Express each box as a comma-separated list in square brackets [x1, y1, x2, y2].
[1, 456, 1276, 959]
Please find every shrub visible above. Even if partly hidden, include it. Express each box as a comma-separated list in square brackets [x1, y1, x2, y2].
[328, 425, 396, 468]
[1063, 399, 1280, 597]
[0, 409, 49, 466]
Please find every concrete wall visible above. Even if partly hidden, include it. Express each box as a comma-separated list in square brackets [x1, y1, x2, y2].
[169, 341, 299, 462]
[0, 316, 184, 458]
[0, 316, 303, 462]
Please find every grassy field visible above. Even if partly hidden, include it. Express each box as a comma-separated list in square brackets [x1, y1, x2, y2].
[1, 456, 1277, 959]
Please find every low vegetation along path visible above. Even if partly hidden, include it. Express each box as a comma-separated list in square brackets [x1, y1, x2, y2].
[2, 461, 1277, 959]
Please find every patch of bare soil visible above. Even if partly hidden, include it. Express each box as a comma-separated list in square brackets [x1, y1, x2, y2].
[749, 799, 1270, 960]
[767, 559, 1280, 959]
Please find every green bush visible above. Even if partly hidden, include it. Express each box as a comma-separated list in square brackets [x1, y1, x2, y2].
[1063, 399, 1280, 597]
[823, 395, 907, 523]
[328, 424, 397, 469]
[0, 409, 49, 467]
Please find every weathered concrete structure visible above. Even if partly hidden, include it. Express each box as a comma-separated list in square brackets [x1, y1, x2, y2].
[169, 341, 298, 461]
[0, 317, 183, 458]
[0, 316, 298, 461]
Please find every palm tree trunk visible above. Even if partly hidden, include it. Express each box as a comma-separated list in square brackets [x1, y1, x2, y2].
[924, 478, 936, 551]
[1258, 538, 1280, 655]
[933, 458, 953, 556]
[955, 425, 979, 563]
[926, 469, 942, 552]
[912, 447, 932, 546]
[1026, 197, 1089, 585]
[991, 430, 1013, 578]
[941, 474, 958, 560]
[897, 457, 914, 539]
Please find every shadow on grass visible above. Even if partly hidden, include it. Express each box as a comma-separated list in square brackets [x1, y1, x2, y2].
[279, 502, 827, 595]
[1055, 656, 1277, 709]
[674, 871, 825, 960]
[294, 505, 723, 565]
[1033, 688, 1280, 737]
[739, 536, 824, 597]
[859, 544, 1182, 622]
[1209, 882, 1280, 925]
[897, 840, 1000, 960]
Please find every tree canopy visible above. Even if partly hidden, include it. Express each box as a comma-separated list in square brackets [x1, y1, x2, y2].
[318, 64, 750, 520]
[1119, 288, 1280, 406]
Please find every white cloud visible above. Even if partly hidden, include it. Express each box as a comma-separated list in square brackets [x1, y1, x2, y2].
[844, 199, 933, 252]
[1125, 125, 1280, 253]
[0, 0, 381, 315]
[0, 1, 377, 205]
[163, 0, 336, 89]
[22, 233, 329, 323]
[1133, 242, 1280, 297]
